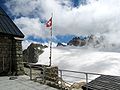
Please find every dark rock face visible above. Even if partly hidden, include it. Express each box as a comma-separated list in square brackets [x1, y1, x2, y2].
[57, 42, 66, 47]
[67, 35, 104, 47]
[87, 35, 105, 48]
[23, 43, 47, 63]
[67, 37, 86, 46]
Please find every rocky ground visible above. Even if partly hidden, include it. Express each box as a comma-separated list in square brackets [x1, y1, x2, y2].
[0, 75, 58, 90]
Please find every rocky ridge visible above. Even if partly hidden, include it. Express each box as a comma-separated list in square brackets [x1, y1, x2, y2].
[23, 43, 47, 63]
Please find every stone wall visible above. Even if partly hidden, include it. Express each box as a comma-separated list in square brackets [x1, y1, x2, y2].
[0, 35, 24, 75]
[0, 36, 12, 75]
[45, 66, 58, 83]
[14, 40, 24, 75]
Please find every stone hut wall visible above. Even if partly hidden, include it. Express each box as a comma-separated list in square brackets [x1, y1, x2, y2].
[15, 40, 24, 75]
[0, 36, 12, 75]
[0, 35, 24, 75]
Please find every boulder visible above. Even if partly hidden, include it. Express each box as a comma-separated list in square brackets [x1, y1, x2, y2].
[70, 81, 85, 89]
[23, 43, 47, 63]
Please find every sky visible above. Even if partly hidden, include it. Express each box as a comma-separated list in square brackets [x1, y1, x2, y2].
[0, 0, 82, 45]
[1, 0, 120, 49]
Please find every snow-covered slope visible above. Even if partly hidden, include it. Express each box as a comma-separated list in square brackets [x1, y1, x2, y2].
[37, 46, 120, 76]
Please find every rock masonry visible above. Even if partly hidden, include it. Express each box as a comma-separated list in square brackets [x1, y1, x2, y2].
[0, 36, 24, 75]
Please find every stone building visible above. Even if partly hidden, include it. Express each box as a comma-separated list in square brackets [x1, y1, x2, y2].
[0, 7, 24, 75]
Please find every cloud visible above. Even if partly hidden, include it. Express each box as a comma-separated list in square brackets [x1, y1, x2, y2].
[5, 0, 41, 17]
[14, 17, 51, 38]
[5, 0, 120, 45]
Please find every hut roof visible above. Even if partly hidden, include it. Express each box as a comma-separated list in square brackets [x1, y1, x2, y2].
[0, 7, 24, 38]
[82, 75, 120, 90]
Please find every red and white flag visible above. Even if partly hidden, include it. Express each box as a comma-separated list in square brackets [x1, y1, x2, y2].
[46, 17, 52, 28]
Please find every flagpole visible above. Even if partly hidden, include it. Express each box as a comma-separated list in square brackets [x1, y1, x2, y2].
[49, 27, 52, 66]
[49, 13, 53, 67]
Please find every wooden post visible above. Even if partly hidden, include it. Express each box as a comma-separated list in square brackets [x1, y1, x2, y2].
[42, 65, 46, 84]
[60, 70, 63, 90]
[85, 73, 88, 90]
[3, 56, 4, 71]
[29, 65, 32, 80]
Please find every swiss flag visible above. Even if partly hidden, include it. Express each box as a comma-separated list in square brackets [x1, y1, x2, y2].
[46, 17, 52, 28]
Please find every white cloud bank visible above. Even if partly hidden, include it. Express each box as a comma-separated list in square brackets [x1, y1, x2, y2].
[5, 0, 120, 45]
[37, 46, 120, 82]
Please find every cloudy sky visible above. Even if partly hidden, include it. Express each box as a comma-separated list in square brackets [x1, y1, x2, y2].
[1, 0, 120, 48]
